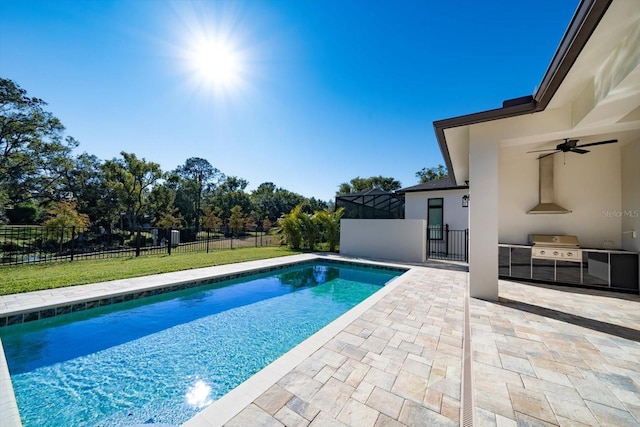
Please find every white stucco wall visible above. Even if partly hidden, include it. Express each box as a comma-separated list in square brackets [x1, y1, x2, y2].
[340, 219, 426, 263]
[621, 140, 640, 252]
[498, 145, 623, 249]
[404, 189, 469, 230]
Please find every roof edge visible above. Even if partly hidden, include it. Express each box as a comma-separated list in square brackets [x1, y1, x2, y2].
[433, 0, 613, 185]
[399, 185, 469, 194]
[533, 0, 612, 106]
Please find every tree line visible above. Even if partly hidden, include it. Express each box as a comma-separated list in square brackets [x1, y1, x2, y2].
[335, 166, 448, 196]
[0, 78, 328, 232]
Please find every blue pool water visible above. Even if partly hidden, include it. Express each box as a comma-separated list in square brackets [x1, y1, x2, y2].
[1, 262, 402, 426]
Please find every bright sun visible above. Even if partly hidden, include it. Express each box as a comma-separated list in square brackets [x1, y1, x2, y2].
[190, 39, 241, 87]
[170, 2, 249, 97]
[188, 36, 242, 89]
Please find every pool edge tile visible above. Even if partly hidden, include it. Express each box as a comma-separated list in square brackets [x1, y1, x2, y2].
[0, 339, 22, 427]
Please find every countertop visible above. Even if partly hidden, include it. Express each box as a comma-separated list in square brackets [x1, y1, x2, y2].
[498, 243, 639, 255]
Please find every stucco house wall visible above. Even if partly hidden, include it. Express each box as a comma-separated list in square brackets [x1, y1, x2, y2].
[404, 189, 469, 230]
[621, 138, 640, 252]
[498, 142, 623, 249]
[339, 219, 426, 263]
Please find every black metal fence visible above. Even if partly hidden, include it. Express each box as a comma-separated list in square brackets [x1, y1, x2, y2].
[0, 225, 281, 266]
[427, 225, 468, 262]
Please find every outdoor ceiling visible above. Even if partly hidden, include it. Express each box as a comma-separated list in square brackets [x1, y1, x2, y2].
[547, 0, 640, 110]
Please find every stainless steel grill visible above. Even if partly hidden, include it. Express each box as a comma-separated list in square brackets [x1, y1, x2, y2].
[530, 234, 582, 262]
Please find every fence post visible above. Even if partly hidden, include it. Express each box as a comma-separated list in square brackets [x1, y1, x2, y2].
[255, 227, 258, 247]
[59, 227, 64, 257]
[444, 224, 449, 257]
[426, 225, 430, 260]
[135, 227, 141, 257]
[70, 226, 75, 262]
[167, 228, 172, 255]
[230, 233, 233, 249]
[465, 228, 469, 263]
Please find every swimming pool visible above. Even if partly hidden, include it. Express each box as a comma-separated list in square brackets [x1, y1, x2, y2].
[1, 261, 403, 426]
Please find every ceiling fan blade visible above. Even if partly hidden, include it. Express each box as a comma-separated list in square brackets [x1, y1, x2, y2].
[527, 148, 559, 153]
[570, 148, 589, 154]
[576, 139, 618, 148]
[537, 152, 557, 159]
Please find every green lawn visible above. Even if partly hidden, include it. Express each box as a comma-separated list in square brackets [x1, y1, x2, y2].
[0, 247, 304, 295]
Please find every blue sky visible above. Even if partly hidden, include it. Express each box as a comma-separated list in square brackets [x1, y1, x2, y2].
[0, 0, 579, 201]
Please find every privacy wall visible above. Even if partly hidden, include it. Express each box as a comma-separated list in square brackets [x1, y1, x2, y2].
[340, 219, 426, 263]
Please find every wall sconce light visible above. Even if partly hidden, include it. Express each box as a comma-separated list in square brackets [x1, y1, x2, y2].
[462, 194, 470, 208]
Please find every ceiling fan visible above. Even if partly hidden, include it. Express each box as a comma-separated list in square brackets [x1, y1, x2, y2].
[527, 138, 618, 159]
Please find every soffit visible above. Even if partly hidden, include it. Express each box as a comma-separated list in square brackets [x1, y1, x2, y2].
[547, 0, 640, 109]
[434, 0, 640, 183]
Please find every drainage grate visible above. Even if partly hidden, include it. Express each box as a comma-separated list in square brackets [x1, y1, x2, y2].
[461, 277, 475, 426]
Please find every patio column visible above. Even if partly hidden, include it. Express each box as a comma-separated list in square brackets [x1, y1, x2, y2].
[468, 135, 499, 300]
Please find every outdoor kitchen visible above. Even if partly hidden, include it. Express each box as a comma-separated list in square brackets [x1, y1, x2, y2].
[499, 235, 639, 292]
[430, 0, 640, 300]
[496, 142, 639, 293]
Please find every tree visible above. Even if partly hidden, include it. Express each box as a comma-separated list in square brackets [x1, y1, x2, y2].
[301, 197, 329, 214]
[6, 200, 41, 224]
[64, 153, 117, 226]
[336, 176, 401, 195]
[103, 152, 163, 229]
[172, 157, 223, 230]
[43, 199, 90, 230]
[201, 207, 222, 231]
[146, 182, 177, 228]
[250, 182, 278, 223]
[228, 205, 245, 236]
[299, 212, 319, 250]
[155, 207, 184, 228]
[415, 164, 448, 183]
[208, 176, 252, 225]
[218, 176, 248, 192]
[0, 78, 77, 220]
[315, 207, 344, 252]
[244, 214, 257, 229]
[278, 205, 304, 249]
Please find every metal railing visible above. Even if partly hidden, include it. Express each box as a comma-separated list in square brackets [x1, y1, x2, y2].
[427, 224, 468, 262]
[0, 225, 281, 266]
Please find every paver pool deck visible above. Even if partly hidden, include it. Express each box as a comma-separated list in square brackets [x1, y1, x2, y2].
[1, 253, 639, 426]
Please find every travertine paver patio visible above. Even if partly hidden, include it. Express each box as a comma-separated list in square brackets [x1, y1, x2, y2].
[217, 264, 467, 427]
[1, 254, 640, 427]
[472, 281, 640, 426]
[196, 262, 640, 427]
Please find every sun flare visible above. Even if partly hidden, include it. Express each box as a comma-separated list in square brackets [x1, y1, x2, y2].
[190, 39, 241, 87]
[169, 2, 251, 99]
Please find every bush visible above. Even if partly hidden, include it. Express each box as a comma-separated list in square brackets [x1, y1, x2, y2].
[6, 202, 40, 224]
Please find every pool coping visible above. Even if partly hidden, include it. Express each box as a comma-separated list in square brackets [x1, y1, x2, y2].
[0, 339, 21, 427]
[0, 253, 412, 427]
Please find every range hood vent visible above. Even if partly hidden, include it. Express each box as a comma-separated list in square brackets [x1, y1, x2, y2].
[527, 155, 571, 214]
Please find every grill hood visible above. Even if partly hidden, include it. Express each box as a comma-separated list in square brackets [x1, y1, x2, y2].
[527, 155, 571, 214]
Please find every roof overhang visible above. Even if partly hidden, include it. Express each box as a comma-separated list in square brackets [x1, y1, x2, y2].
[399, 184, 469, 194]
[433, 0, 638, 186]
